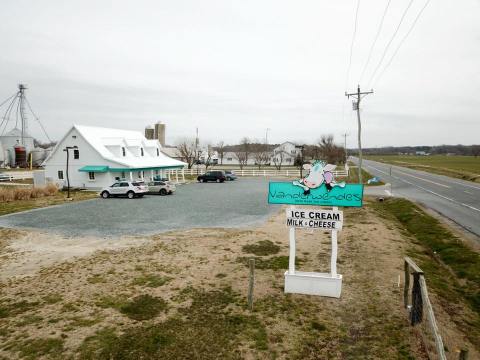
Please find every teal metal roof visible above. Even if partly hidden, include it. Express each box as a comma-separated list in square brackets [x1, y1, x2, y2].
[78, 165, 184, 173]
[78, 165, 109, 172]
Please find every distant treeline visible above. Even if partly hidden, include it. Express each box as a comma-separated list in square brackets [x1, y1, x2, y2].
[349, 145, 480, 156]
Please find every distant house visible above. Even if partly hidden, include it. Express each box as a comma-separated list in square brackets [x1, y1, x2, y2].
[221, 151, 256, 166]
[415, 151, 429, 156]
[43, 125, 186, 189]
[272, 142, 301, 166]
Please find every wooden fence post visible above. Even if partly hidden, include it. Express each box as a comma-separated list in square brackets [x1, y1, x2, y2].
[459, 349, 468, 360]
[248, 258, 255, 311]
[404, 260, 410, 308]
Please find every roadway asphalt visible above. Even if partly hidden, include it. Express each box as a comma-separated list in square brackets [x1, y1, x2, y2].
[352, 157, 480, 237]
[0, 178, 279, 237]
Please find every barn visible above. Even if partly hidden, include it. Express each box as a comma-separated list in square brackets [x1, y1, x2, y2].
[43, 125, 186, 189]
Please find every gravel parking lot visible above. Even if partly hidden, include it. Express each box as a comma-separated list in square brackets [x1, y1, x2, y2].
[0, 178, 279, 237]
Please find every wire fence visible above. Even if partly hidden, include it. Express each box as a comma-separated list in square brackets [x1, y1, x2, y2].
[404, 257, 470, 360]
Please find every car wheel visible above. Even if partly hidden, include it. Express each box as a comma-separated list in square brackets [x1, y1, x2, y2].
[216, 179, 220, 183]
[127, 191, 135, 199]
[101, 191, 110, 199]
[159, 188, 167, 196]
[197, 177, 201, 182]
[202, 179, 206, 183]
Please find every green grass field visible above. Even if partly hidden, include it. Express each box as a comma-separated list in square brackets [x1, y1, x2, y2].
[365, 155, 480, 182]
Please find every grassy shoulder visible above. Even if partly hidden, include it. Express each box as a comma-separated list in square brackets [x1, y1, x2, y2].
[347, 162, 384, 186]
[0, 188, 98, 216]
[371, 198, 480, 348]
[365, 155, 480, 182]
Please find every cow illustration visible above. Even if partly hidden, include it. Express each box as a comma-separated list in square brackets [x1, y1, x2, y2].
[292, 161, 346, 195]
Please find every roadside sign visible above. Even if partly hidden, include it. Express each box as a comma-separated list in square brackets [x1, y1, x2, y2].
[286, 208, 343, 230]
[268, 182, 363, 207]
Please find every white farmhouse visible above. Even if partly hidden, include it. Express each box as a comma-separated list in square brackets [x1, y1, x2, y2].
[272, 142, 301, 166]
[43, 125, 186, 189]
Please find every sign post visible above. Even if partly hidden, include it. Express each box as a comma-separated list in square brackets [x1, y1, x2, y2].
[268, 161, 363, 298]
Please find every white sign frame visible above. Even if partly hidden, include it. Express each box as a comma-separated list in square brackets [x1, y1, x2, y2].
[285, 208, 343, 230]
[284, 205, 343, 298]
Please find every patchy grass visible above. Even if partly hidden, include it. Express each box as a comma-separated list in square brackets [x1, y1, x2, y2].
[0, 300, 40, 319]
[371, 198, 480, 346]
[0, 189, 97, 216]
[119, 294, 167, 321]
[237, 255, 303, 270]
[87, 274, 107, 284]
[43, 293, 63, 304]
[79, 287, 268, 359]
[366, 154, 480, 182]
[13, 337, 64, 360]
[242, 240, 280, 256]
[132, 274, 172, 288]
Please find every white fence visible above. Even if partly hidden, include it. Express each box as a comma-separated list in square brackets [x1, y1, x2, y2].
[168, 168, 348, 178]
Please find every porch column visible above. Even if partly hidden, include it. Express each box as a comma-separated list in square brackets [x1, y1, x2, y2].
[175, 170, 179, 183]
[151, 170, 154, 181]
[129, 171, 133, 181]
[182, 168, 185, 182]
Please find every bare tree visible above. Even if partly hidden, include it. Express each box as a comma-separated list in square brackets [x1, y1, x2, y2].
[216, 141, 225, 164]
[472, 145, 480, 158]
[318, 135, 345, 164]
[272, 149, 285, 170]
[176, 138, 197, 169]
[203, 144, 216, 170]
[252, 143, 271, 169]
[234, 137, 250, 170]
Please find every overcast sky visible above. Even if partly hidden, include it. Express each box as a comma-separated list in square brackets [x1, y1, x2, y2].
[1, 0, 479, 147]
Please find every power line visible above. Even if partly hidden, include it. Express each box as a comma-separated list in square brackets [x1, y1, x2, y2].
[358, 0, 392, 84]
[372, 0, 431, 87]
[24, 96, 52, 142]
[0, 93, 17, 109]
[367, 0, 415, 87]
[345, 0, 361, 90]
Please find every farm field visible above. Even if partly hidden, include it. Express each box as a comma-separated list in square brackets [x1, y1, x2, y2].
[365, 155, 480, 182]
[0, 199, 478, 359]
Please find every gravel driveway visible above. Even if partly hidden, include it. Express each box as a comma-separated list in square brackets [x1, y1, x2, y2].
[0, 178, 279, 237]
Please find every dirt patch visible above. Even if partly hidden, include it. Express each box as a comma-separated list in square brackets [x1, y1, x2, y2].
[0, 203, 472, 358]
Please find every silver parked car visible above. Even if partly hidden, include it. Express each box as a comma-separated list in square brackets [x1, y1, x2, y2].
[147, 180, 176, 195]
[100, 181, 148, 199]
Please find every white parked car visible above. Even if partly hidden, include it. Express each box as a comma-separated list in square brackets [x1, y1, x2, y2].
[147, 180, 176, 195]
[100, 181, 148, 199]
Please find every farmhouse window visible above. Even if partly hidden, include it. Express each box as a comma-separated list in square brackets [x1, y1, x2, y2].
[58, 171, 64, 179]
[73, 149, 79, 159]
[157, 148, 159, 156]
[88, 172, 95, 180]
[122, 147, 126, 157]
[141, 148, 144, 156]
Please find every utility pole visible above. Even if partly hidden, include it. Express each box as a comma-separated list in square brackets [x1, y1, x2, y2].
[343, 132, 348, 164]
[345, 85, 373, 184]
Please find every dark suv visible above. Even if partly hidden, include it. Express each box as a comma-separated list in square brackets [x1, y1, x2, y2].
[197, 171, 226, 183]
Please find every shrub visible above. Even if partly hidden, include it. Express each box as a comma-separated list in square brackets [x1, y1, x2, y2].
[44, 183, 58, 196]
[14, 188, 31, 200]
[0, 188, 15, 202]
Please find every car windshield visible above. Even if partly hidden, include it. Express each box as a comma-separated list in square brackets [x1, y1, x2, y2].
[132, 182, 144, 186]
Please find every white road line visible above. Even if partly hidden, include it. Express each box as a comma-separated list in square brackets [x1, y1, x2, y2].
[385, 189, 392, 196]
[363, 164, 480, 213]
[394, 170, 451, 188]
[464, 190, 473, 195]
